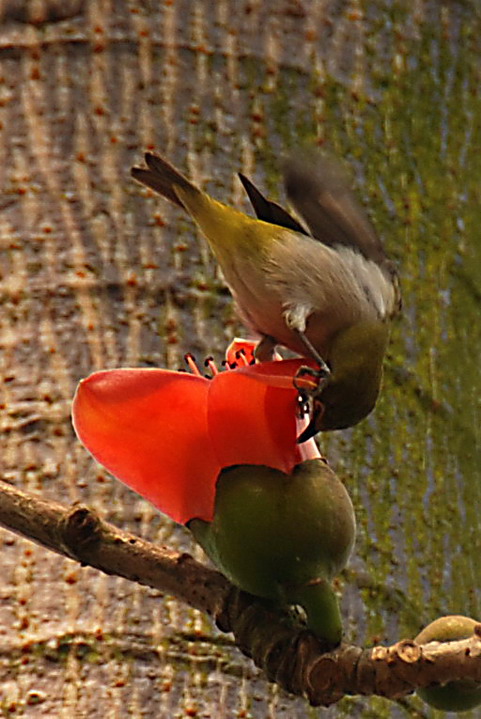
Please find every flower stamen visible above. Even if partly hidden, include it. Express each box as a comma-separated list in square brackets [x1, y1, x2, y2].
[297, 393, 310, 420]
[184, 353, 202, 377]
[222, 359, 238, 370]
[234, 349, 250, 367]
[204, 356, 219, 376]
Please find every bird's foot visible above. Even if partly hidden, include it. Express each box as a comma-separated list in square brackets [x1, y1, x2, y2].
[292, 328, 331, 375]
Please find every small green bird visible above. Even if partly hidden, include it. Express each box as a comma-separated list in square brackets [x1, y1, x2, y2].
[131, 152, 400, 434]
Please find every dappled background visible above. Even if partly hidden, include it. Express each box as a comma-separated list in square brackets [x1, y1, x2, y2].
[0, 0, 480, 716]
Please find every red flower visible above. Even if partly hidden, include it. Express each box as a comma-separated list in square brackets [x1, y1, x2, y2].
[72, 341, 319, 524]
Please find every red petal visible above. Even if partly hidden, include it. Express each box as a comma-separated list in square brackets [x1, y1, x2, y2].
[72, 369, 220, 523]
[233, 359, 322, 458]
[208, 367, 303, 473]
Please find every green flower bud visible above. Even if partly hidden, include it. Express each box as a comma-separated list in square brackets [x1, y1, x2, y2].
[415, 615, 481, 712]
[189, 458, 355, 645]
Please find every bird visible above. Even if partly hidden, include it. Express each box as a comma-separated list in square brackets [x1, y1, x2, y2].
[131, 151, 401, 434]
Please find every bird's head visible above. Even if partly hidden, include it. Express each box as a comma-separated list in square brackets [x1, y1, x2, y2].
[298, 320, 390, 436]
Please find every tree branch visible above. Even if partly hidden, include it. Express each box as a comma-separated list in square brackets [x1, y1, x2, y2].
[0, 478, 480, 707]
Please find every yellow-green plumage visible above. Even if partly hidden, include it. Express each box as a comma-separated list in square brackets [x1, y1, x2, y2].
[173, 183, 273, 259]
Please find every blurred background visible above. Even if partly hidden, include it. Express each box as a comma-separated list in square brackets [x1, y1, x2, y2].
[0, 0, 480, 716]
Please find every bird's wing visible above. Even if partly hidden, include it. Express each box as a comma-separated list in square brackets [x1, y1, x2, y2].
[284, 154, 390, 268]
[238, 173, 309, 236]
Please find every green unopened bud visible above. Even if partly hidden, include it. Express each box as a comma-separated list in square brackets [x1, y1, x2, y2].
[188, 458, 355, 645]
[415, 615, 481, 712]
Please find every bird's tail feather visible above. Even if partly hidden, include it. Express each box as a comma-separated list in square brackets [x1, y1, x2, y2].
[131, 153, 199, 209]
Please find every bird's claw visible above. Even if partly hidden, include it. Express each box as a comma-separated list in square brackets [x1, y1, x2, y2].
[293, 363, 331, 396]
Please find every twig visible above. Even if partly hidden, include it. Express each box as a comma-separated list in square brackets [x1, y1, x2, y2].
[0, 478, 480, 707]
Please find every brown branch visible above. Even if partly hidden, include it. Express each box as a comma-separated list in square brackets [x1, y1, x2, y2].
[0, 478, 480, 707]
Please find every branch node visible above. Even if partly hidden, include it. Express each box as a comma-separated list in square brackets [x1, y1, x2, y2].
[396, 640, 421, 664]
[372, 646, 389, 661]
[60, 504, 103, 559]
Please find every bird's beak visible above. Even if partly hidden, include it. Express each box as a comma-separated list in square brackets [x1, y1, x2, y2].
[296, 401, 324, 443]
